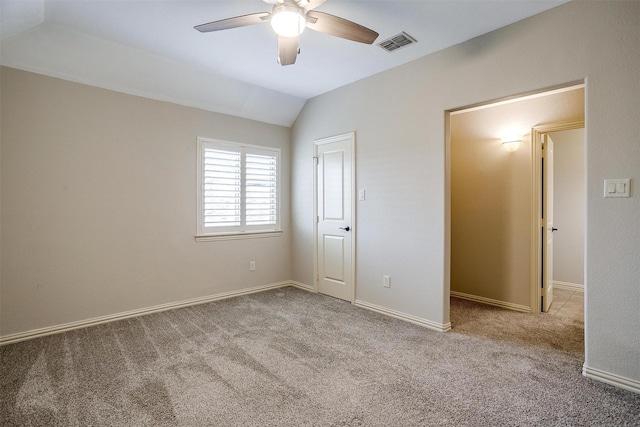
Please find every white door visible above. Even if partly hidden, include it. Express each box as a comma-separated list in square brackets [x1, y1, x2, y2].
[315, 133, 355, 302]
[542, 134, 554, 312]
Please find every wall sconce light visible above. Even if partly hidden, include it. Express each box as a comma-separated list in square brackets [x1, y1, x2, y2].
[501, 137, 522, 153]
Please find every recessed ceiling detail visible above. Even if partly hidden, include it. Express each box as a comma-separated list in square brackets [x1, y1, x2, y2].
[378, 32, 417, 53]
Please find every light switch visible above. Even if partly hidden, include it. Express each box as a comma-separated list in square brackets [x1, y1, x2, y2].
[604, 179, 631, 198]
[358, 189, 366, 201]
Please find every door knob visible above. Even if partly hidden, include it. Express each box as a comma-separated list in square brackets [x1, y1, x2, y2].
[551, 227, 558, 232]
[339, 226, 350, 232]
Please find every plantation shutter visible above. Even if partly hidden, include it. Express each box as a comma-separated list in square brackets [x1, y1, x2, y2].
[198, 138, 280, 236]
[245, 152, 278, 229]
[203, 148, 241, 231]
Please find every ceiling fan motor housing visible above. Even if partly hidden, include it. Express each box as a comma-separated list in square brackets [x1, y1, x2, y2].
[263, 0, 310, 6]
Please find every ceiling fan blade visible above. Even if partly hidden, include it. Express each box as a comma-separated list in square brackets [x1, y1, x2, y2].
[306, 11, 378, 44]
[194, 12, 270, 33]
[277, 35, 299, 66]
[303, 0, 327, 12]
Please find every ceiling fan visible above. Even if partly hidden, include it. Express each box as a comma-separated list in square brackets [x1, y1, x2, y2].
[194, 0, 379, 66]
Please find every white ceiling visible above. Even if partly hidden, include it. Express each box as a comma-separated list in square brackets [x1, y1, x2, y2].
[0, 0, 567, 126]
[452, 86, 585, 142]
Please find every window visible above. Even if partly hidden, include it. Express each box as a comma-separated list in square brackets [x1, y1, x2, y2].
[196, 137, 280, 240]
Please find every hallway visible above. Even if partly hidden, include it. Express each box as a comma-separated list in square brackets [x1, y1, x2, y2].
[548, 288, 584, 321]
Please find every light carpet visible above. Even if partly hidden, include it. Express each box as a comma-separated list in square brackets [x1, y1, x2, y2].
[1, 287, 639, 426]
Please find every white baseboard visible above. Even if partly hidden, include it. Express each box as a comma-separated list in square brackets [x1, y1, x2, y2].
[553, 281, 584, 292]
[583, 365, 640, 394]
[288, 281, 315, 292]
[0, 281, 296, 346]
[450, 291, 531, 313]
[355, 300, 451, 332]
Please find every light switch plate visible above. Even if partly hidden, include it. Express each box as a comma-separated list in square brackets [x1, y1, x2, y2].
[358, 189, 366, 201]
[604, 179, 630, 198]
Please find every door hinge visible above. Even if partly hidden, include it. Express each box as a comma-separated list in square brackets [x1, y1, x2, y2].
[317, 215, 319, 223]
[540, 218, 545, 227]
[313, 156, 318, 164]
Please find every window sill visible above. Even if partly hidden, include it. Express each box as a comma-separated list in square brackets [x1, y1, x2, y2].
[195, 230, 282, 242]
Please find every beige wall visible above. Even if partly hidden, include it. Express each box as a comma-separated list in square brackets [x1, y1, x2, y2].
[451, 114, 533, 307]
[450, 89, 584, 308]
[550, 129, 585, 286]
[0, 67, 291, 336]
[2, 0, 639, 391]
[291, 1, 640, 384]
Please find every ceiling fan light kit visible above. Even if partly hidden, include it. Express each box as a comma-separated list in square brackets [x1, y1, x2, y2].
[195, 0, 379, 66]
[271, 4, 307, 37]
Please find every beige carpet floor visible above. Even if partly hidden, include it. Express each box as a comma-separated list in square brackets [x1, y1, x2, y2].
[1, 287, 639, 426]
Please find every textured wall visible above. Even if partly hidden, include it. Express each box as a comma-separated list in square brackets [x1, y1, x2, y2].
[291, 1, 640, 383]
[0, 67, 291, 336]
[551, 129, 585, 286]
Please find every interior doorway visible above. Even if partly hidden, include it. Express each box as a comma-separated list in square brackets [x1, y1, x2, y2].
[447, 84, 585, 317]
[532, 123, 585, 316]
[313, 132, 356, 302]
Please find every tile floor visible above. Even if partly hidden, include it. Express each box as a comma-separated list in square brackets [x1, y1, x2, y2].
[547, 287, 584, 321]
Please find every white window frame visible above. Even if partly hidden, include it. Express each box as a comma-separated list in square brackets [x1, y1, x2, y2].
[196, 137, 281, 241]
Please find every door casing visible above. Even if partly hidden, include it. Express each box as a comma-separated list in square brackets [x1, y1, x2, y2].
[530, 121, 584, 313]
[313, 132, 356, 303]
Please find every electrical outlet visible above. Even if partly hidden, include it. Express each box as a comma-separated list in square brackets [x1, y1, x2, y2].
[250, 261, 256, 271]
[383, 275, 391, 288]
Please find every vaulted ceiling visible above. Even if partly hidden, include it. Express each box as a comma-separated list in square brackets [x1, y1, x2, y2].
[1, 0, 567, 126]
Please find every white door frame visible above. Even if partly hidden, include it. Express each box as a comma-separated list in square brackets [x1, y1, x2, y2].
[530, 120, 585, 313]
[313, 132, 357, 303]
